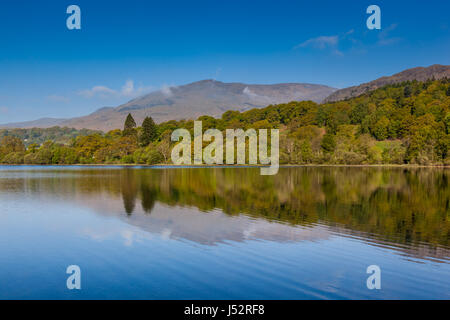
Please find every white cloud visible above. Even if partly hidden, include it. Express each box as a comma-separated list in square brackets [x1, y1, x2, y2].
[79, 85, 117, 98]
[79, 80, 153, 99]
[295, 35, 339, 49]
[160, 84, 173, 97]
[243, 87, 272, 103]
[293, 26, 400, 56]
[121, 80, 153, 98]
[345, 29, 355, 36]
[243, 86, 258, 98]
[121, 80, 135, 97]
[294, 29, 356, 56]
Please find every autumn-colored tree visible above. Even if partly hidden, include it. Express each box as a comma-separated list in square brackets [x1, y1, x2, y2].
[1, 79, 449, 166]
[0, 136, 25, 160]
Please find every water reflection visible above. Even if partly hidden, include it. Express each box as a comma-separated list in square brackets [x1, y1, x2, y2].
[0, 166, 448, 262]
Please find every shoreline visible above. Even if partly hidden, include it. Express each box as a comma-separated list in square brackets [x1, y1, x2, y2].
[0, 163, 449, 168]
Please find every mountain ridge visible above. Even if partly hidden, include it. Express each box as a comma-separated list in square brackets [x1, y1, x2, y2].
[2, 64, 449, 131]
[324, 64, 450, 102]
[1, 80, 336, 131]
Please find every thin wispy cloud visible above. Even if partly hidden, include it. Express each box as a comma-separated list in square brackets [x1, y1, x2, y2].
[213, 67, 222, 80]
[294, 29, 354, 55]
[79, 80, 153, 99]
[121, 80, 153, 98]
[295, 35, 339, 50]
[377, 23, 401, 46]
[243, 86, 258, 98]
[121, 80, 135, 97]
[160, 84, 173, 97]
[294, 26, 400, 56]
[243, 87, 272, 103]
[47, 94, 70, 103]
[79, 85, 116, 98]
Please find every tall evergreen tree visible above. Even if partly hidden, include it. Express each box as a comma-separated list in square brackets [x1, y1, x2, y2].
[404, 85, 412, 98]
[123, 113, 137, 136]
[140, 116, 157, 146]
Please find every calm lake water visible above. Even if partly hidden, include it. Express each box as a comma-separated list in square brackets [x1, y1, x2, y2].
[0, 166, 448, 299]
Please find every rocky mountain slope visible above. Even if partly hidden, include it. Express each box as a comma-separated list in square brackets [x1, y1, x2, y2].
[324, 64, 450, 102]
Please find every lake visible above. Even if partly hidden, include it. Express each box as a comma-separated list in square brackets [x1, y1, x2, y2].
[0, 166, 448, 299]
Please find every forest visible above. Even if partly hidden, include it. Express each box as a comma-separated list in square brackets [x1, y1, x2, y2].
[0, 78, 449, 165]
[0, 127, 100, 147]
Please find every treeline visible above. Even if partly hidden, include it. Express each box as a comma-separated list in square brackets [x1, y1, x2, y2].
[0, 127, 100, 146]
[0, 79, 449, 165]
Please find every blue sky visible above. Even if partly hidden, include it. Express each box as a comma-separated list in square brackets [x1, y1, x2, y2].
[0, 0, 449, 123]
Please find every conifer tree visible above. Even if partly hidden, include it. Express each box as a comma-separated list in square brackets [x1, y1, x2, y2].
[140, 116, 157, 146]
[123, 113, 137, 136]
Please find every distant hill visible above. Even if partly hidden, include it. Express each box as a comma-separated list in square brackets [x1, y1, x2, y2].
[0, 127, 101, 146]
[324, 64, 450, 102]
[1, 80, 336, 132]
[1, 117, 67, 129]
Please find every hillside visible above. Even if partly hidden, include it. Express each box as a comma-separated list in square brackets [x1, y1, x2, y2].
[1, 80, 336, 132]
[0, 118, 68, 129]
[324, 64, 450, 102]
[1, 78, 449, 166]
[2, 65, 449, 133]
[0, 127, 101, 146]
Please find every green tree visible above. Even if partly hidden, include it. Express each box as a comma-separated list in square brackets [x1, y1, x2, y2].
[350, 103, 369, 124]
[140, 116, 157, 146]
[2, 152, 25, 164]
[123, 113, 137, 137]
[404, 85, 412, 97]
[27, 143, 40, 153]
[1, 79, 449, 166]
[444, 113, 450, 134]
[321, 133, 336, 154]
[0, 136, 25, 160]
[372, 116, 390, 140]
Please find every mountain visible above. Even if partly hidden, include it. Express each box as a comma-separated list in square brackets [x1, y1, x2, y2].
[324, 64, 450, 102]
[0, 80, 336, 132]
[62, 80, 335, 131]
[3, 65, 449, 131]
[0, 117, 67, 129]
